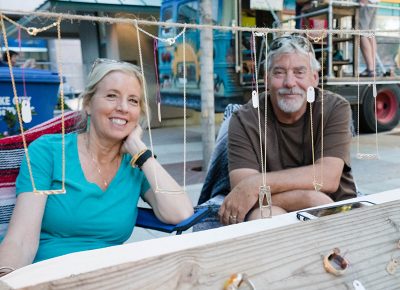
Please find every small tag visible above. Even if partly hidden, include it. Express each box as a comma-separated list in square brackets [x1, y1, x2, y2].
[353, 280, 366, 290]
[386, 258, 398, 275]
[259, 185, 272, 218]
[356, 153, 379, 160]
[252, 90, 259, 108]
[307, 86, 315, 103]
[157, 102, 162, 123]
[373, 84, 377, 98]
[313, 181, 323, 191]
[21, 99, 32, 123]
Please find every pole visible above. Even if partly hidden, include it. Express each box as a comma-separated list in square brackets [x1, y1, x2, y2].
[200, 0, 215, 171]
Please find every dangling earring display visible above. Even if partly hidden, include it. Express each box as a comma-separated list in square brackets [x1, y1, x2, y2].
[86, 114, 91, 132]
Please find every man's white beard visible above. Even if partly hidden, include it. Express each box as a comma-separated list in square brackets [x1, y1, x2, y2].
[276, 88, 306, 113]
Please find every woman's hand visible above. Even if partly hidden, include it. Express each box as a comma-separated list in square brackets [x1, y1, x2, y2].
[122, 125, 147, 155]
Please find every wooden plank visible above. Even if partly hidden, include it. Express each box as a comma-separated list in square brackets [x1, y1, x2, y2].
[2, 198, 400, 290]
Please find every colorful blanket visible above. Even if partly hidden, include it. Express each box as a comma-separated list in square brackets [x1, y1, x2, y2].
[0, 111, 79, 240]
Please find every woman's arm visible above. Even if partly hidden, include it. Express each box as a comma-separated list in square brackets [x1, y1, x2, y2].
[0, 192, 47, 275]
[141, 158, 194, 224]
[123, 125, 193, 225]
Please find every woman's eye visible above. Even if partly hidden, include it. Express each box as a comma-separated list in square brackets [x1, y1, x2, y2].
[129, 98, 139, 106]
[107, 94, 117, 98]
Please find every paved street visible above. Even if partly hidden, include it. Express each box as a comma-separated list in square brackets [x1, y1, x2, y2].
[351, 126, 400, 195]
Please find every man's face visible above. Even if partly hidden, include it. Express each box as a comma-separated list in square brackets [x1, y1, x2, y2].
[267, 52, 319, 115]
[10, 54, 18, 66]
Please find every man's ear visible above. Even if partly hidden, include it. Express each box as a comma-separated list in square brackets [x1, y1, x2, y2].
[312, 70, 319, 87]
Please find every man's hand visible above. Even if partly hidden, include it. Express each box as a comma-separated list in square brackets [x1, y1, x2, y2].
[219, 175, 260, 225]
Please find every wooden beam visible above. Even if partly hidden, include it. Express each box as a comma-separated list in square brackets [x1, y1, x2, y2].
[1, 199, 400, 289]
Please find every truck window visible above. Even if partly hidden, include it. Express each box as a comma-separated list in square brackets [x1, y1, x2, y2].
[161, 5, 173, 36]
[178, 1, 199, 24]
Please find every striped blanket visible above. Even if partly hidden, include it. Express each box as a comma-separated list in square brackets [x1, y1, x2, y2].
[0, 111, 79, 240]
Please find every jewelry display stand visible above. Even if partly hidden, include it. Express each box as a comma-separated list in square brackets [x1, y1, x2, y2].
[1, 190, 400, 289]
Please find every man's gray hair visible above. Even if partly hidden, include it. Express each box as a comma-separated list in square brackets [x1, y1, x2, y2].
[266, 37, 321, 72]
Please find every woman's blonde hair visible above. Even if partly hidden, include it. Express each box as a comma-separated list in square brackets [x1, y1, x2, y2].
[77, 59, 149, 130]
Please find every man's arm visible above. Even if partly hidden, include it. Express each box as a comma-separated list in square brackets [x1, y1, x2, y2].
[219, 156, 342, 224]
[231, 156, 344, 196]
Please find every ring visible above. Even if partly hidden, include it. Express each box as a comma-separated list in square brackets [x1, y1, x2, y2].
[229, 215, 237, 220]
[223, 273, 256, 290]
[323, 248, 349, 276]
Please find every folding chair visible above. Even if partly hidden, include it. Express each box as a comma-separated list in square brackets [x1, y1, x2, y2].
[0, 111, 210, 240]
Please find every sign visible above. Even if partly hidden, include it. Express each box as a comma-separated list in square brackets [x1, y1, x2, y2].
[250, 0, 283, 11]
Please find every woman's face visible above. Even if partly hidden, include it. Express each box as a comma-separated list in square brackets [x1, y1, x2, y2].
[86, 71, 142, 142]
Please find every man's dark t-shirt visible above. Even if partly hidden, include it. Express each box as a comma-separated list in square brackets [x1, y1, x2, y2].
[228, 89, 357, 201]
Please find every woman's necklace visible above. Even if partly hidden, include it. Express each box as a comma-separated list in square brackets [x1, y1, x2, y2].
[86, 135, 121, 190]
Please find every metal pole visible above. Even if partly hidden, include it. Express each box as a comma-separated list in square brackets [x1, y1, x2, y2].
[200, 0, 215, 171]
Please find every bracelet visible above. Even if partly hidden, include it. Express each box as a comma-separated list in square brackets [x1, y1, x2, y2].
[0, 266, 15, 277]
[130, 149, 147, 167]
[135, 149, 155, 169]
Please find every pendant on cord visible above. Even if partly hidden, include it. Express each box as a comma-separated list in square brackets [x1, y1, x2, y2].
[259, 185, 272, 218]
[313, 180, 323, 192]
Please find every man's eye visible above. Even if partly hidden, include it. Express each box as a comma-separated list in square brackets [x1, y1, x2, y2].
[295, 70, 306, 75]
[273, 70, 285, 76]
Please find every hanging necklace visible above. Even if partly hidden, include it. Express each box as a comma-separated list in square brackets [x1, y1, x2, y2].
[356, 31, 379, 160]
[252, 31, 272, 218]
[135, 20, 187, 195]
[1, 15, 66, 195]
[307, 32, 325, 192]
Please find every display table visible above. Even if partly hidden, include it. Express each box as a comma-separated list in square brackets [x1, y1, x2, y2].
[1, 189, 400, 289]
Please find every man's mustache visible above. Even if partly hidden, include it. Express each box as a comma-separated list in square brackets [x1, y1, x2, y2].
[277, 87, 306, 96]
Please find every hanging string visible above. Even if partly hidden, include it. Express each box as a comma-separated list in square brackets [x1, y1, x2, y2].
[153, 38, 162, 123]
[0, 14, 66, 194]
[134, 20, 186, 194]
[356, 31, 379, 160]
[250, 32, 256, 92]
[306, 31, 325, 191]
[17, 27, 28, 97]
[182, 28, 187, 193]
[1, 8, 398, 35]
[253, 31, 272, 219]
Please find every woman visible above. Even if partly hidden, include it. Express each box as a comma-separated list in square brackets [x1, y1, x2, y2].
[0, 59, 193, 274]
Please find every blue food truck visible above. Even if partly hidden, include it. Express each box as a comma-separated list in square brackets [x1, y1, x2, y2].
[157, 0, 400, 132]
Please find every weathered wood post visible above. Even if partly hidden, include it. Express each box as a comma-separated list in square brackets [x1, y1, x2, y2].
[200, 0, 215, 171]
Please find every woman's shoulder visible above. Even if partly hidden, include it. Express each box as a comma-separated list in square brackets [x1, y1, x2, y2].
[29, 132, 77, 150]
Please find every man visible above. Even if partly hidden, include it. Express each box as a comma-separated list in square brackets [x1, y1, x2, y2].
[219, 34, 357, 225]
[0, 50, 19, 67]
[359, 0, 379, 77]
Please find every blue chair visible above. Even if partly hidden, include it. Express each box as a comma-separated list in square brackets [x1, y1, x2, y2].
[136, 207, 211, 235]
